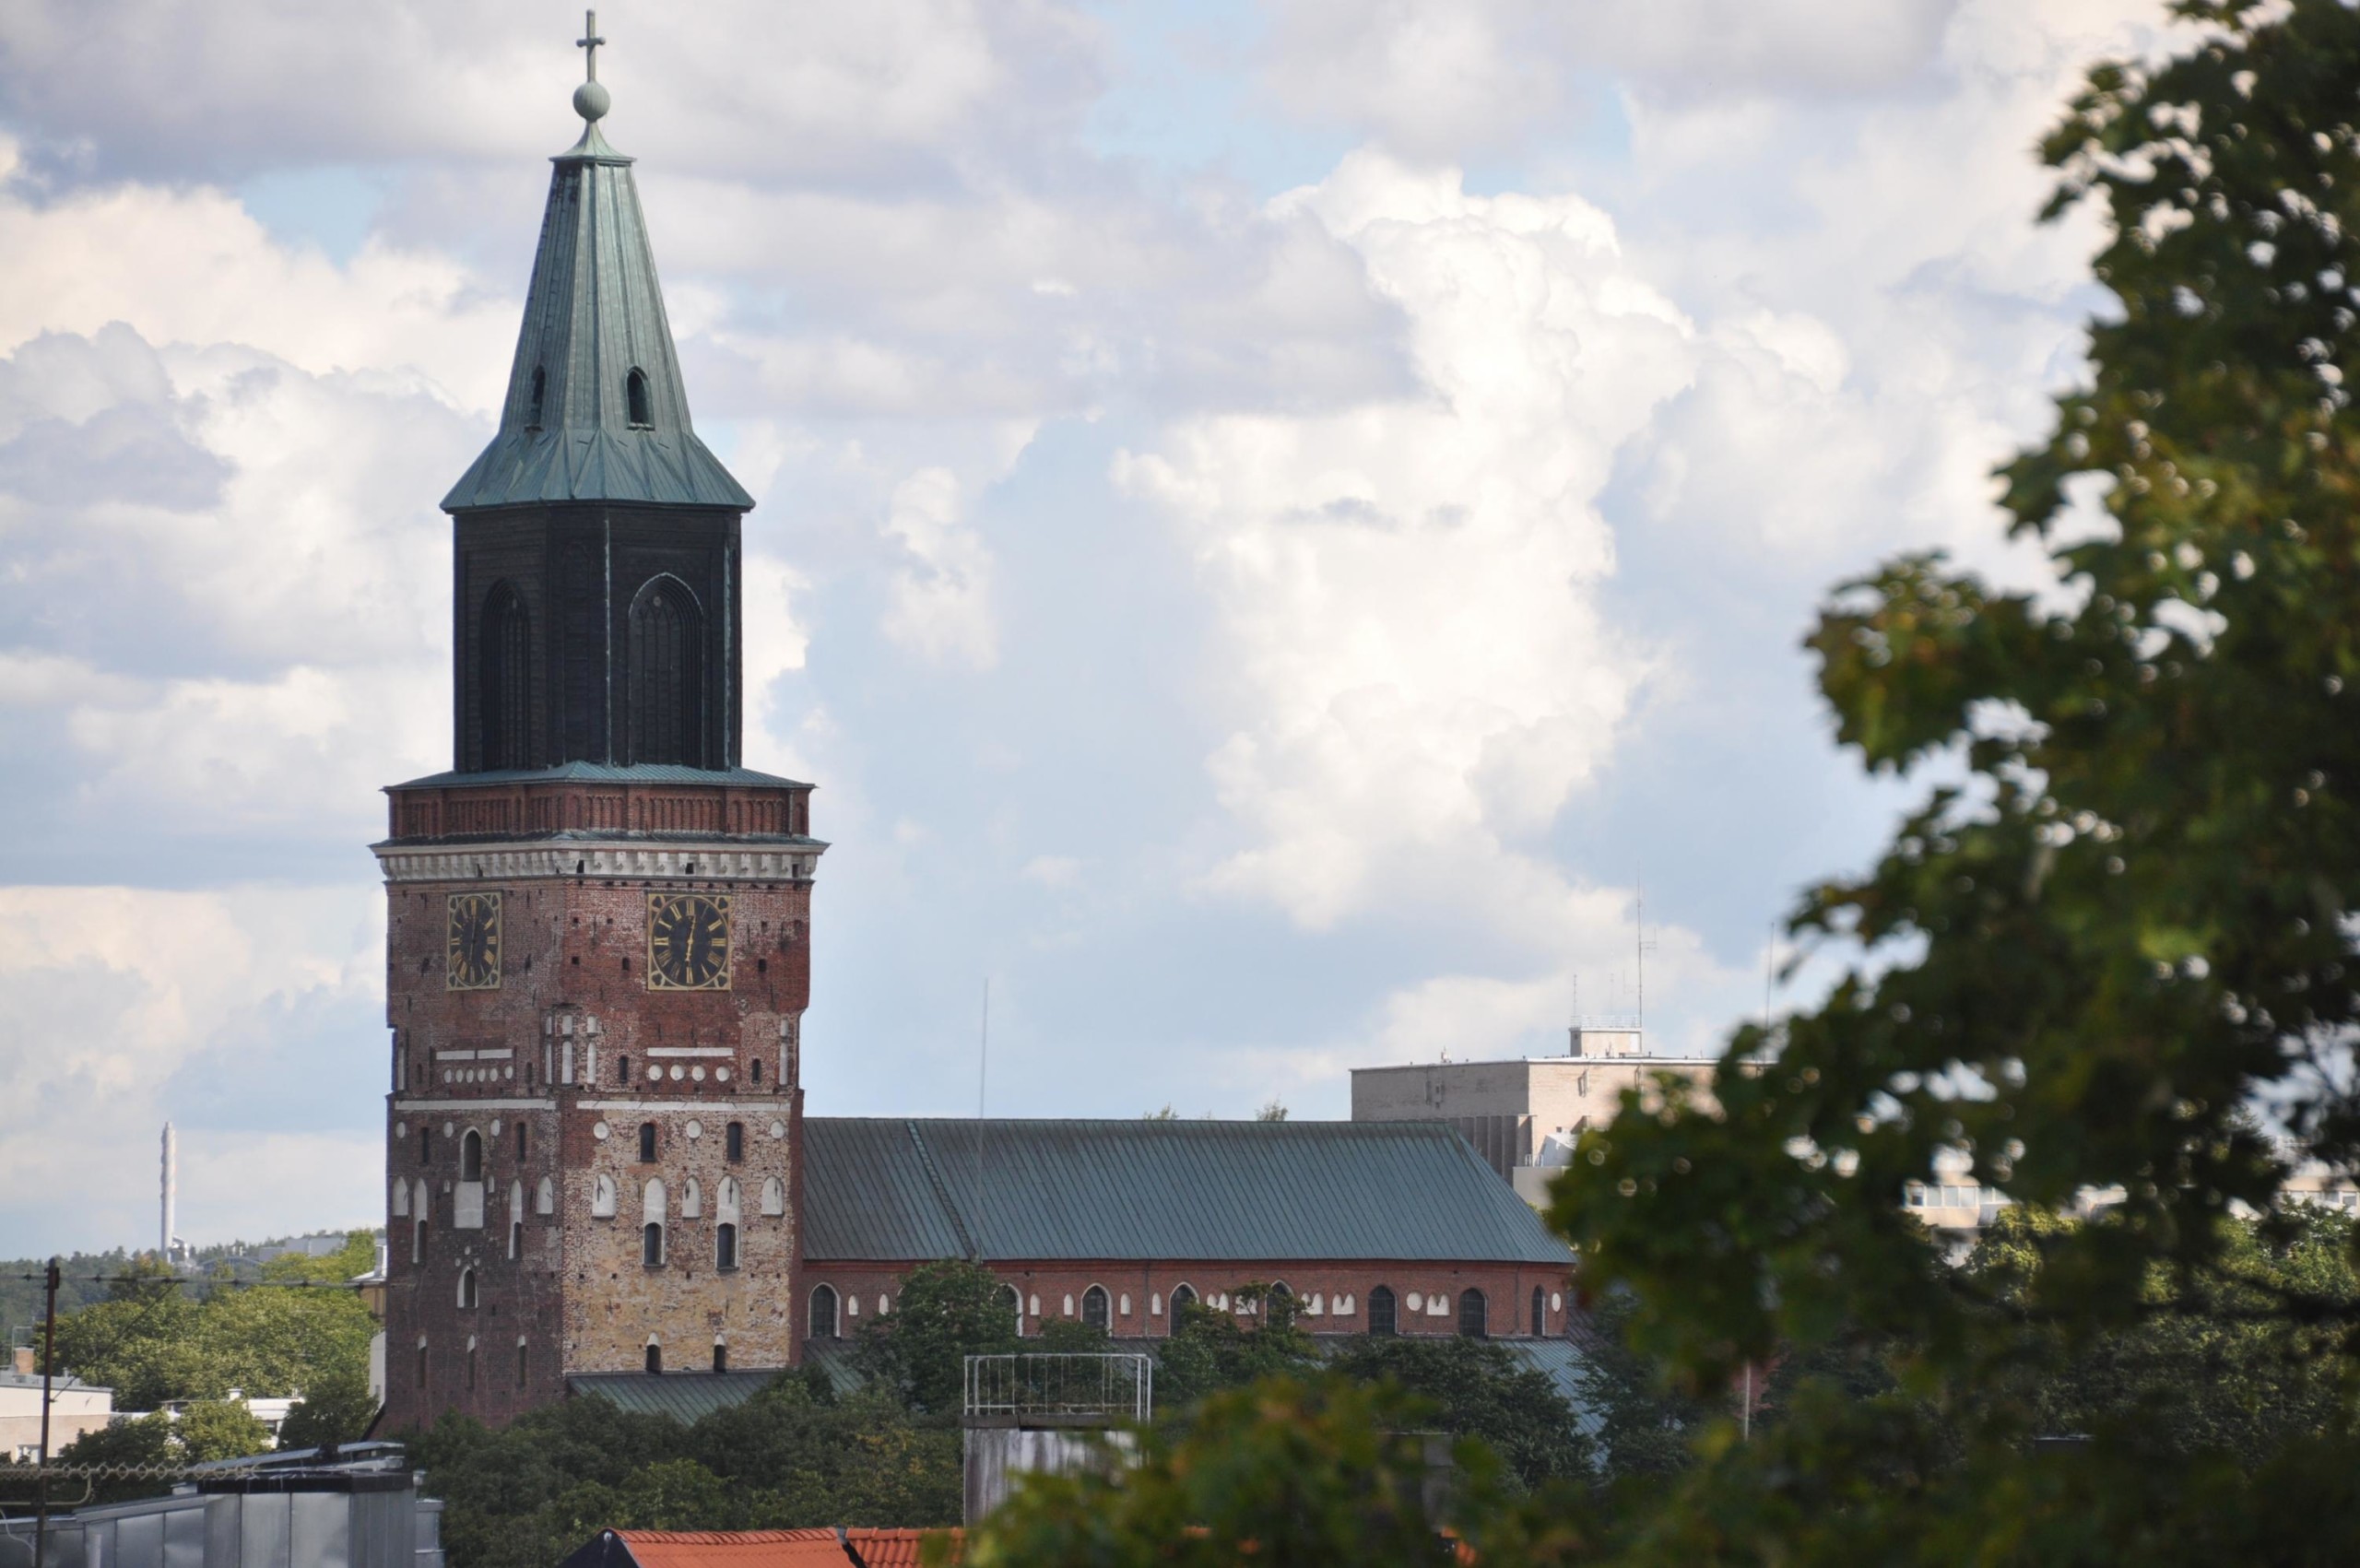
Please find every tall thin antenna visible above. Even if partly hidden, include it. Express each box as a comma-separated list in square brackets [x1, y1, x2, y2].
[974, 980, 990, 1264]
[1764, 919, 1776, 1032]
[1634, 881, 1658, 1045]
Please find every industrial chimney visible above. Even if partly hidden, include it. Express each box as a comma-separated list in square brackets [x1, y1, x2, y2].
[160, 1121, 177, 1260]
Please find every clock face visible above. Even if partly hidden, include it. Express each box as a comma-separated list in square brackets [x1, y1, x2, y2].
[647, 892, 732, 991]
[446, 891, 502, 990]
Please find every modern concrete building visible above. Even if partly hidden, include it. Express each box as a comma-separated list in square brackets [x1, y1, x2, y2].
[1351, 1027, 1719, 1206]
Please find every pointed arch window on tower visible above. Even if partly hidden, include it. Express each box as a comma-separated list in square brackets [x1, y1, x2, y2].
[480, 584, 532, 772]
[626, 367, 652, 428]
[625, 576, 704, 766]
[526, 366, 547, 430]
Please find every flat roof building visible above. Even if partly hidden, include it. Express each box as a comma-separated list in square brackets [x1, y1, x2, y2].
[1351, 1028, 1719, 1207]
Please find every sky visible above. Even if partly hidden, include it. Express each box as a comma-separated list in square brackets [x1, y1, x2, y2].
[0, 0, 2177, 1256]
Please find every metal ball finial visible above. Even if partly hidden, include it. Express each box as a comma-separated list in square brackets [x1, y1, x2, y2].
[574, 9, 608, 122]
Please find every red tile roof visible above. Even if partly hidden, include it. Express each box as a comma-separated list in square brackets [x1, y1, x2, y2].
[845, 1528, 962, 1568]
[611, 1530, 850, 1568]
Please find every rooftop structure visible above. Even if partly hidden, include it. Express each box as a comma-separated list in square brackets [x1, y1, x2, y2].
[1351, 1037, 1721, 1205]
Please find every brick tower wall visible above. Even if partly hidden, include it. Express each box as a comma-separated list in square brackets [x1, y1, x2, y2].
[377, 781, 817, 1432]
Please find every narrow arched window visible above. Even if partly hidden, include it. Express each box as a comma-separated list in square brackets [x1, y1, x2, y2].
[1081, 1285, 1110, 1331]
[638, 1122, 657, 1162]
[726, 1121, 745, 1161]
[713, 1340, 727, 1373]
[516, 1340, 529, 1388]
[479, 583, 531, 772]
[624, 576, 704, 766]
[1458, 1289, 1487, 1339]
[626, 367, 652, 428]
[1170, 1283, 1198, 1324]
[682, 1177, 703, 1219]
[750, 1059, 761, 1084]
[515, 1122, 528, 1161]
[999, 1283, 1022, 1333]
[644, 1341, 662, 1374]
[509, 1219, 523, 1260]
[458, 1267, 478, 1310]
[643, 1221, 665, 1267]
[392, 1179, 408, 1219]
[1369, 1285, 1398, 1337]
[537, 1175, 555, 1216]
[715, 1222, 738, 1271]
[419, 1128, 431, 1164]
[412, 1218, 428, 1265]
[810, 1283, 839, 1339]
[526, 366, 547, 430]
[1531, 1286, 1546, 1336]
[460, 1129, 483, 1182]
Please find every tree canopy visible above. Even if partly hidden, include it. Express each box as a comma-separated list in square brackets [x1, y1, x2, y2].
[1533, 0, 2360, 1557]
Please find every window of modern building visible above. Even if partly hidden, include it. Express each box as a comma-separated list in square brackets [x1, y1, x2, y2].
[1081, 1285, 1110, 1331]
[1457, 1289, 1487, 1339]
[1368, 1285, 1398, 1337]
[726, 1121, 745, 1161]
[811, 1283, 840, 1339]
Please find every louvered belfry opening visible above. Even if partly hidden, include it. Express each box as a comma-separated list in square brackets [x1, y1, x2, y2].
[626, 575, 703, 765]
[479, 582, 533, 770]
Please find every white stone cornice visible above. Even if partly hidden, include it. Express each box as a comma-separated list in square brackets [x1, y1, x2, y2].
[372, 840, 826, 885]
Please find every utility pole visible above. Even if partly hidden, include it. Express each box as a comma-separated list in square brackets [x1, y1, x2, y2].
[34, 1256, 57, 1567]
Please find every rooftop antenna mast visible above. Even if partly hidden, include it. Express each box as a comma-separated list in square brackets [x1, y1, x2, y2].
[1635, 879, 1658, 1048]
[974, 978, 990, 1265]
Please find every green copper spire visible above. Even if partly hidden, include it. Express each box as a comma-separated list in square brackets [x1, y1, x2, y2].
[442, 11, 752, 513]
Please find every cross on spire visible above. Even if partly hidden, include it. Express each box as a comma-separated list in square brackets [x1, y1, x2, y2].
[578, 9, 606, 81]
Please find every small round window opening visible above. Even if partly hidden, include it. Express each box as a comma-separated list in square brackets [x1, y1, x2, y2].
[625, 368, 653, 428]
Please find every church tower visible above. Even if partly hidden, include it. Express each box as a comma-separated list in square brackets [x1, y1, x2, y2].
[377, 21, 820, 1430]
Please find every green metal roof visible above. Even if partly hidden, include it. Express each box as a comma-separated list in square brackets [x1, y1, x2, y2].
[388, 761, 812, 791]
[443, 115, 751, 513]
[802, 1119, 1575, 1267]
[570, 1369, 789, 1421]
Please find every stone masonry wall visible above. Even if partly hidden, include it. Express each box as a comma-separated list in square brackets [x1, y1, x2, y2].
[382, 843, 813, 1432]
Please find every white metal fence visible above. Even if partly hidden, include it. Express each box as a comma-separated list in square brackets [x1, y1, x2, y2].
[962, 1353, 1152, 1423]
